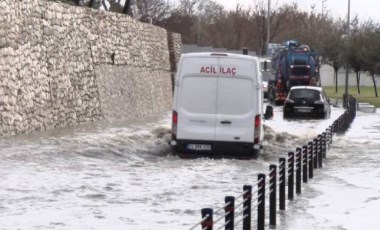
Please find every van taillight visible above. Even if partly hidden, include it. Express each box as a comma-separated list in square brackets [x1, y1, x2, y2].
[254, 114, 261, 144]
[172, 111, 178, 124]
[172, 111, 178, 140]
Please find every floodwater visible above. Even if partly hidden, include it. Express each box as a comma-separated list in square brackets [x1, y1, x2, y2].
[0, 105, 379, 230]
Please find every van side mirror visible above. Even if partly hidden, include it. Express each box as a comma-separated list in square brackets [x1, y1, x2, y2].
[264, 105, 274, 120]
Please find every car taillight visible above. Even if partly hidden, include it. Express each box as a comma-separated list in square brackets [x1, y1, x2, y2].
[171, 111, 178, 140]
[254, 114, 261, 144]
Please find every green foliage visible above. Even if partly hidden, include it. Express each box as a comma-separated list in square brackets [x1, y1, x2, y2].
[324, 86, 380, 107]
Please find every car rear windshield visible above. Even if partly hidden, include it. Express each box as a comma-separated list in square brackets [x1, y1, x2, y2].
[289, 89, 320, 101]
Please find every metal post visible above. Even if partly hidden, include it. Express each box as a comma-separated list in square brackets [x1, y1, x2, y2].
[201, 208, 213, 230]
[313, 139, 318, 169]
[242, 185, 252, 230]
[318, 135, 323, 168]
[308, 141, 314, 179]
[279, 158, 286, 210]
[302, 145, 308, 183]
[269, 165, 277, 227]
[257, 174, 266, 230]
[296, 148, 302, 194]
[288, 152, 294, 200]
[225, 196, 235, 230]
[242, 47, 248, 55]
[322, 132, 327, 158]
[265, 0, 271, 56]
[344, 0, 351, 109]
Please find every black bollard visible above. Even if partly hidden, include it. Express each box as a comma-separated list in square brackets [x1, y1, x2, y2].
[269, 165, 277, 227]
[257, 174, 266, 230]
[296, 148, 302, 194]
[224, 196, 235, 230]
[318, 135, 323, 168]
[302, 145, 308, 183]
[242, 185, 252, 230]
[201, 208, 213, 230]
[288, 152, 294, 200]
[313, 139, 318, 169]
[308, 141, 314, 179]
[242, 47, 249, 55]
[322, 132, 327, 158]
[279, 158, 286, 211]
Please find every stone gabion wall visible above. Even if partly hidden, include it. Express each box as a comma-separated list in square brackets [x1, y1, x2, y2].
[0, 0, 179, 137]
[168, 32, 182, 92]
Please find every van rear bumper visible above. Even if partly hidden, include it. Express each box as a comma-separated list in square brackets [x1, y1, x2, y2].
[171, 139, 258, 159]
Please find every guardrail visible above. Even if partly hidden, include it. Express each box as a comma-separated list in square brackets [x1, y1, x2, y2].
[188, 96, 357, 230]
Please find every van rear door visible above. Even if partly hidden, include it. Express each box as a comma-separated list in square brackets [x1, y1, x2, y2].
[215, 58, 256, 143]
[176, 57, 218, 141]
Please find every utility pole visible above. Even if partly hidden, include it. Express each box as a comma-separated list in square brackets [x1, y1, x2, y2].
[265, 0, 271, 56]
[344, 0, 351, 109]
[322, 0, 327, 17]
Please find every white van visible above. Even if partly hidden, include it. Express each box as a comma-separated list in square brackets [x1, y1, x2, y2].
[170, 53, 273, 159]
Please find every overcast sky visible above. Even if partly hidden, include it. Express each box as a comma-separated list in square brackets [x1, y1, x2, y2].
[218, 0, 380, 23]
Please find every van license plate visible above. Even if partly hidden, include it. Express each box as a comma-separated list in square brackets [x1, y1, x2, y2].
[297, 108, 311, 113]
[187, 144, 212, 151]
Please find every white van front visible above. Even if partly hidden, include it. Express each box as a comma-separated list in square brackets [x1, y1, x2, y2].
[171, 53, 268, 159]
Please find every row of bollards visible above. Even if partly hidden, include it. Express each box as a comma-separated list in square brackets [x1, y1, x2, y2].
[191, 96, 357, 230]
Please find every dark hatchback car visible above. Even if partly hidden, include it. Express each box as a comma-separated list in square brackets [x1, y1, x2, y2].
[283, 86, 331, 119]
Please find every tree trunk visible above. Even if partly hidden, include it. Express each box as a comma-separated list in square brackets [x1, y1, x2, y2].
[88, 0, 95, 7]
[371, 74, 378, 97]
[123, 0, 132, 16]
[102, 0, 108, 11]
[356, 71, 361, 94]
[335, 70, 338, 93]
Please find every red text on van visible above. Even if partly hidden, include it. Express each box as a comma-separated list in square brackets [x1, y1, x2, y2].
[200, 66, 237, 76]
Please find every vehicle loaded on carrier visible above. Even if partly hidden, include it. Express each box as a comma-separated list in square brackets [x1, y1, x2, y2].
[268, 40, 321, 105]
[169, 52, 273, 159]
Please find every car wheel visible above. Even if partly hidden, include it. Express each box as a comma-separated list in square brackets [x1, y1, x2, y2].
[283, 111, 291, 119]
[170, 146, 178, 155]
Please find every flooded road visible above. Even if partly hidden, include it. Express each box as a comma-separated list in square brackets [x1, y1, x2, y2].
[0, 106, 379, 230]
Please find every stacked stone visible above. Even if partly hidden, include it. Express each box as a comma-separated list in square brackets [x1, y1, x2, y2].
[0, 0, 182, 137]
[167, 32, 182, 92]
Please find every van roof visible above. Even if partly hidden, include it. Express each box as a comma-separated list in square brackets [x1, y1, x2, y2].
[182, 52, 258, 61]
